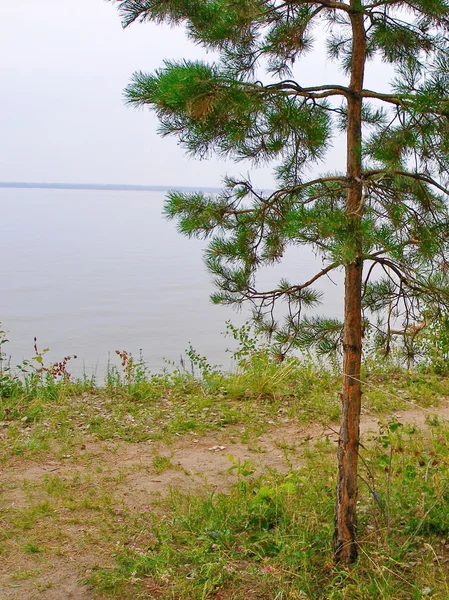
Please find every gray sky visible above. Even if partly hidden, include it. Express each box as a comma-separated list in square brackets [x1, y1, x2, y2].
[0, 1, 387, 188]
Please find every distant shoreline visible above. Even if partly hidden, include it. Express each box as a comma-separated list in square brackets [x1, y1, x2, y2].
[0, 182, 221, 193]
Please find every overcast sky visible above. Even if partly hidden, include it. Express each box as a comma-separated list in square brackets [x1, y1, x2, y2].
[0, 1, 388, 188]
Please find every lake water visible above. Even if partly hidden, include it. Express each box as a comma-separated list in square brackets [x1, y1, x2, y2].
[1, 188, 343, 377]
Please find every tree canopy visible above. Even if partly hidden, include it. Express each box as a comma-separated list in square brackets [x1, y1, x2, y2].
[110, 0, 449, 564]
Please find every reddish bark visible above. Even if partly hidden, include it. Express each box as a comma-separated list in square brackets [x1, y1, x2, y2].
[333, 4, 366, 566]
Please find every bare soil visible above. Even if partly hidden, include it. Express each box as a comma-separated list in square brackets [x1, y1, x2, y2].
[1, 403, 448, 600]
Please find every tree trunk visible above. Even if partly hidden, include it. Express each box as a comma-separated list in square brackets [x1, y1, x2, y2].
[333, 4, 366, 566]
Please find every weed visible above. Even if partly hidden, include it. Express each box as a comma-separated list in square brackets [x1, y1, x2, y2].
[23, 542, 42, 554]
[152, 455, 175, 475]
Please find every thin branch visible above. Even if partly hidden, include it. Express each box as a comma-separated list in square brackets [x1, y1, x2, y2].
[243, 261, 341, 300]
[244, 80, 350, 99]
[280, 0, 352, 11]
[364, 255, 449, 301]
[361, 89, 404, 105]
[224, 176, 347, 217]
[363, 170, 449, 196]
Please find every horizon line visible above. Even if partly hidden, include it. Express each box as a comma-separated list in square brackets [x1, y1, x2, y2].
[0, 181, 222, 192]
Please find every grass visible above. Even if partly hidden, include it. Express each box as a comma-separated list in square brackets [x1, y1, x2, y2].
[87, 420, 449, 599]
[3, 414, 448, 599]
[2, 343, 449, 597]
[2, 350, 449, 464]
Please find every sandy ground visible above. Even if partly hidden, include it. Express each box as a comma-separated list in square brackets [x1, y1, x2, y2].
[1, 403, 448, 600]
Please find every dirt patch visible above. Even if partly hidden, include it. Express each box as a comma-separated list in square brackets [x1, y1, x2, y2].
[0, 558, 95, 600]
[1, 402, 448, 600]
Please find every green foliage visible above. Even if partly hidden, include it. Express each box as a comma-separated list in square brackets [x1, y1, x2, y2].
[111, 0, 449, 360]
[0, 328, 78, 400]
[127, 61, 331, 171]
[0, 327, 21, 398]
[420, 314, 449, 375]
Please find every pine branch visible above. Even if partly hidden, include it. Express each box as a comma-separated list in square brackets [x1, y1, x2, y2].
[290, 0, 351, 11]
[363, 170, 449, 196]
[248, 80, 351, 99]
[364, 255, 449, 300]
[228, 176, 348, 215]
[240, 261, 341, 301]
[361, 89, 405, 105]
[361, 89, 449, 118]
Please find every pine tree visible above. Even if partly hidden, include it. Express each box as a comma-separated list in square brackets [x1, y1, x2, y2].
[111, 0, 449, 565]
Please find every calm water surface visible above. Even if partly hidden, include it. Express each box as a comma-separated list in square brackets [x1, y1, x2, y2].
[1, 188, 343, 377]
